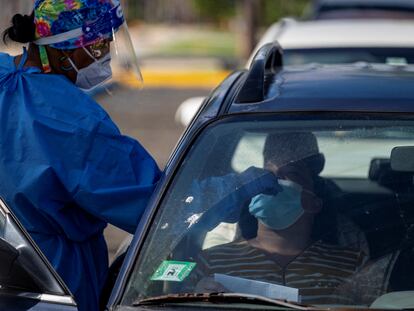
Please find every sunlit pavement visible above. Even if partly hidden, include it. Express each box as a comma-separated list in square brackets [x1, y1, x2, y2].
[116, 24, 235, 89]
[116, 68, 230, 89]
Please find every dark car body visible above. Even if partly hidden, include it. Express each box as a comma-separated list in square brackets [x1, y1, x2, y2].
[2, 43, 414, 310]
[106, 44, 414, 310]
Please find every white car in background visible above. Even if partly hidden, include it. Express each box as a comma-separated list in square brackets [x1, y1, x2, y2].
[250, 18, 414, 66]
[177, 18, 414, 127]
[310, 0, 414, 20]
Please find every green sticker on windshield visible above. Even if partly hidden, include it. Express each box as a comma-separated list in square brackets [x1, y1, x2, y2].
[151, 261, 196, 282]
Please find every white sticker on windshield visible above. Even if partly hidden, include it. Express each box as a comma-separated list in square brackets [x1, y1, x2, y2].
[151, 261, 196, 282]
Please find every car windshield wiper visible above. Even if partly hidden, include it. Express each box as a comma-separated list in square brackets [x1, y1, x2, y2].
[134, 292, 315, 310]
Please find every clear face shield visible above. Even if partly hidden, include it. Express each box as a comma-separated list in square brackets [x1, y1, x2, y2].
[34, 1, 143, 92]
[109, 22, 144, 89]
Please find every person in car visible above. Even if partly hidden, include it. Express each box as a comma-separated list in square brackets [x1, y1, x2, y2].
[0, 1, 160, 310]
[192, 132, 367, 304]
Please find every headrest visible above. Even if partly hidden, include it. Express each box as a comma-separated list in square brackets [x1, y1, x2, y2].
[369, 158, 413, 191]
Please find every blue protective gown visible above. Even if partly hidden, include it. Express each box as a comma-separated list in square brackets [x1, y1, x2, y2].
[0, 49, 161, 311]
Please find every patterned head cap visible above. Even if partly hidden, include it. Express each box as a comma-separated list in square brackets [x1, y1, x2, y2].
[34, 0, 124, 50]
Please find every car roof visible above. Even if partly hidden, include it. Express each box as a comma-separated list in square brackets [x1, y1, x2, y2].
[219, 43, 414, 116]
[259, 19, 414, 49]
[229, 64, 414, 114]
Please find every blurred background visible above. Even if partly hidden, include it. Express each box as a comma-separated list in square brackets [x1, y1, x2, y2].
[3, 0, 414, 260]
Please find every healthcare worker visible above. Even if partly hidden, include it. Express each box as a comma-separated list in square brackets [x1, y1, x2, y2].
[0, 1, 160, 310]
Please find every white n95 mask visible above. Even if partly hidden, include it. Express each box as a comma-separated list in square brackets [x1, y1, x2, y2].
[67, 47, 112, 92]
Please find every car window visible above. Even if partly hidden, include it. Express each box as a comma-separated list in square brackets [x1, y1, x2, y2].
[284, 48, 414, 66]
[122, 115, 414, 309]
[232, 130, 414, 178]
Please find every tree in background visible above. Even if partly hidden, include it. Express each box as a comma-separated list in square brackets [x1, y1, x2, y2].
[122, 0, 311, 62]
[191, 0, 310, 57]
[125, 0, 310, 26]
[238, 0, 260, 59]
[261, 0, 310, 25]
[193, 0, 236, 24]
[193, 0, 309, 26]
[125, 0, 198, 23]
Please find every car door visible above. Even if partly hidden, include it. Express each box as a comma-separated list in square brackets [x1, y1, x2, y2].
[0, 198, 78, 311]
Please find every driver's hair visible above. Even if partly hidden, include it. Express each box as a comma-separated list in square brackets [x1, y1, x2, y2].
[263, 132, 319, 166]
[263, 132, 325, 176]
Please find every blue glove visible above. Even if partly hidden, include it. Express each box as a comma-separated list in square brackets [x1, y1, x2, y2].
[184, 167, 281, 229]
[237, 166, 282, 197]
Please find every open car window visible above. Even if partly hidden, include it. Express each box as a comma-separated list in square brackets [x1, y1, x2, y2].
[122, 114, 414, 309]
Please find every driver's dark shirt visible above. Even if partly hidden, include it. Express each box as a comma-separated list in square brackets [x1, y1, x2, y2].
[193, 239, 366, 304]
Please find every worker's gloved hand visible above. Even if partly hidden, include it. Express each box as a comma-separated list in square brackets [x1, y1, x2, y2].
[237, 166, 282, 197]
[184, 166, 281, 230]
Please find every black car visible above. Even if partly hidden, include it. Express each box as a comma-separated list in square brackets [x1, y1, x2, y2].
[2, 43, 414, 310]
[108, 43, 414, 310]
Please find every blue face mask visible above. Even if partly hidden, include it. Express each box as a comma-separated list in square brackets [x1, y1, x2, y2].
[248, 179, 304, 230]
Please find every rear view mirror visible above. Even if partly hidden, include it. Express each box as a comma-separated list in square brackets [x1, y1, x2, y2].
[391, 146, 414, 172]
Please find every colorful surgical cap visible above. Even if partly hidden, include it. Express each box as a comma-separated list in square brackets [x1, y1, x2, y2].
[34, 0, 124, 50]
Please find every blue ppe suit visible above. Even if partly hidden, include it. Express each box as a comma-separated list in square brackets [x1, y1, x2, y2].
[0, 49, 161, 311]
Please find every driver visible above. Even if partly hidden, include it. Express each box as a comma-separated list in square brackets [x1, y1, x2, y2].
[192, 132, 367, 304]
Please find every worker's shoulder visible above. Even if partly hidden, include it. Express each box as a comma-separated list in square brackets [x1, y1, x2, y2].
[26, 74, 115, 133]
[0, 52, 14, 71]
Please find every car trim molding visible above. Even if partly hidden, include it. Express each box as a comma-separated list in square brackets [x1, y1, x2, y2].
[0, 291, 76, 306]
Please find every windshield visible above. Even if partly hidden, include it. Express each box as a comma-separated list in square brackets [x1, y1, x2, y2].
[284, 48, 414, 66]
[122, 115, 414, 309]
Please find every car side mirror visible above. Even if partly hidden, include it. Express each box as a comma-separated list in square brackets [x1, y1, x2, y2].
[0, 235, 46, 292]
[0, 237, 19, 281]
[391, 146, 414, 172]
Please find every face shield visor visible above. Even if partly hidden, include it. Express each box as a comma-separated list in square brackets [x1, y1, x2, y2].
[34, 1, 143, 91]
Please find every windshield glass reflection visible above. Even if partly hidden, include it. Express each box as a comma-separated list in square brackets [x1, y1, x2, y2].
[123, 116, 414, 309]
